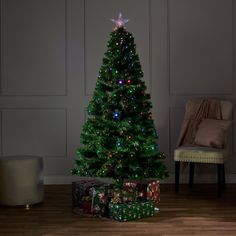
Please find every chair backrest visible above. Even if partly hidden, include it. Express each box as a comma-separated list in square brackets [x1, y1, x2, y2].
[221, 100, 233, 150]
[221, 100, 233, 121]
[185, 99, 233, 121]
[183, 99, 233, 149]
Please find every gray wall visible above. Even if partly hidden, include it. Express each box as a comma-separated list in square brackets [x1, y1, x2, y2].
[1, 0, 236, 184]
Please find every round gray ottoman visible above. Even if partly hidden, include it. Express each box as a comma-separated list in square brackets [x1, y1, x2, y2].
[0, 156, 44, 206]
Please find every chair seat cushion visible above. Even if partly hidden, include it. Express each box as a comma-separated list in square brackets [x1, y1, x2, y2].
[174, 146, 227, 164]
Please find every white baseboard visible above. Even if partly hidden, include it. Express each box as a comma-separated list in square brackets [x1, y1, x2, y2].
[44, 174, 236, 185]
[161, 174, 236, 184]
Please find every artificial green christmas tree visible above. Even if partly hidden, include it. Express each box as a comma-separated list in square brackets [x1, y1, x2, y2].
[72, 13, 168, 187]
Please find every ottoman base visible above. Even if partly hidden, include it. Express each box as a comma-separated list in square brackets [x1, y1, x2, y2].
[0, 156, 44, 206]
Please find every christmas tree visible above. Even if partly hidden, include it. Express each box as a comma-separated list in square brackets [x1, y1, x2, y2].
[72, 13, 168, 187]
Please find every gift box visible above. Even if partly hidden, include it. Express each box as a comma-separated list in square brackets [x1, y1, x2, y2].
[124, 179, 160, 204]
[136, 182, 148, 200]
[147, 180, 160, 204]
[90, 185, 109, 217]
[109, 201, 155, 222]
[82, 197, 92, 214]
[110, 187, 137, 204]
[122, 182, 137, 203]
[72, 179, 104, 214]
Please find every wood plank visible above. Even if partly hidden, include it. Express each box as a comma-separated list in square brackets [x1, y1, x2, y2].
[0, 184, 236, 235]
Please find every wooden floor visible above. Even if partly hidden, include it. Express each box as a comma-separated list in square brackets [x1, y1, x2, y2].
[0, 184, 236, 236]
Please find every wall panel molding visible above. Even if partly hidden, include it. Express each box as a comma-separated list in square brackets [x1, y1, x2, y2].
[1, 108, 67, 158]
[168, 106, 184, 159]
[148, 0, 152, 93]
[1, 0, 68, 96]
[168, 0, 235, 96]
[0, 0, 235, 183]
[0, 110, 2, 156]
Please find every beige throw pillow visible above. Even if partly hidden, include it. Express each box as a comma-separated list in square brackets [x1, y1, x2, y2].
[194, 118, 231, 148]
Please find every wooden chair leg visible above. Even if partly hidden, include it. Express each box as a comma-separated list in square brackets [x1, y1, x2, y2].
[189, 162, 194, 188]
[222, 164, 226, 190]
[175, 161, 180, 194]
[217, 164, 223, 197]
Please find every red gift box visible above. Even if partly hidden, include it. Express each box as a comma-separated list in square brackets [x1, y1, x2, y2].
[124, 179, 160, 204]
[136, 182, 148, 200]
[82, 199, 92, 214]
[147, 180, 160, 204]
[122, 182, 137, 203]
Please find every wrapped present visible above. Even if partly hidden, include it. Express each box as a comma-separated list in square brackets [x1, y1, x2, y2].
[122, 182, 137, 203]
[90, 186, 109, 217]
[72, 179, 104, 214]
[82, 197, 92, 214]
[110, 190, 122, 204]
[147, 180, 160, 204]
[136, 182, 148, 200]
[110, 186, 137, 204]
[124, 179, 160, 204]
[109, 201, 155, 222]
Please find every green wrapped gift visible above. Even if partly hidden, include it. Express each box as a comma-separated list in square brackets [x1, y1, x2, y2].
[109, 201, 155, 222]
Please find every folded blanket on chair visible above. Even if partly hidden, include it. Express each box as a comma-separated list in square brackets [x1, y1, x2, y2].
[177, 98, 222, 147]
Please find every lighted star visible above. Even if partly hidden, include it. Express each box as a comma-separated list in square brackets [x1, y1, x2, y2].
[111, 12, 129, 30]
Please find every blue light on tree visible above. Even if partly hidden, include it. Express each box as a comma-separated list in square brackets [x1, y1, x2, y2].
[116, 139, 123, 148]
[151, 144, 158, 151]
[113, 110, 120, 120]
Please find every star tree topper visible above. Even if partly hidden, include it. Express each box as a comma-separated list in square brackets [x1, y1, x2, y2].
[111, 12, 129, 30]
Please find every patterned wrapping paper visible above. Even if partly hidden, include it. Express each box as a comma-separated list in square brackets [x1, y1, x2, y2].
[136, 182, 148, 200]
[72, 179, 105, 214]
[124, 179, 160, 204]
[82, 198, 92, 214]
[90, 186, 109, 217]
[109, 201, 155, 222]
[110, 185, 137, 204]
[72, 179, 160, 218]
[122, 182, 137, 203]
[147, 180, 160, 204]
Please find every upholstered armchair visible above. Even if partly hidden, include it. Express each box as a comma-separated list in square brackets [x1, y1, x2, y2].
[174, 99, 233, 197]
